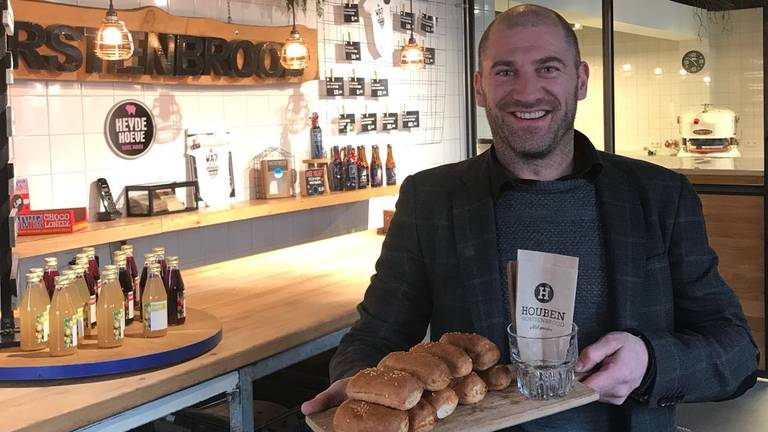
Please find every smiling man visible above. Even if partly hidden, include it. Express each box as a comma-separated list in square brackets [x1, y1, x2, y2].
[302, 5, 758, 431]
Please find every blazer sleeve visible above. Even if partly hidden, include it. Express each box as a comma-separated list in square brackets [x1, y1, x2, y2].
[329, 176, 433, 382]
[641, 176, 759, 407]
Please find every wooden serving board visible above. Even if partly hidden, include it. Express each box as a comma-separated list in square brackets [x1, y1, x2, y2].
[306, 381, 598, 432]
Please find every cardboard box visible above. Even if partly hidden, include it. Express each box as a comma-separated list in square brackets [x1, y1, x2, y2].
[16, 208, 88, 236]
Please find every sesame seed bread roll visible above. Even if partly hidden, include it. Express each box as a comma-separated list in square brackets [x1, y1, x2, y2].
[408, 399, 437, 432]
[346, 368, 424, 410]
[378, 351, 452, 391]
[451, 371, 488, 405]
[477, 364, 514, 391]
[422, 387, 459, 419]
[410, 341, 473, 378]
[439, 332, 501, 371]
[333, 399, 409, 432]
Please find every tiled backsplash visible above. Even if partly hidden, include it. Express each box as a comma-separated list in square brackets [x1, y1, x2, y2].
[12, 0, 467, 275]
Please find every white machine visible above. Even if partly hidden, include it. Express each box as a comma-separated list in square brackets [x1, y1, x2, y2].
[677, 104, 740, 158]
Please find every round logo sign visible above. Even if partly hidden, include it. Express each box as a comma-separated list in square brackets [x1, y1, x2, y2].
[104, 99, 156, 159]
[534, 282, 554, 304]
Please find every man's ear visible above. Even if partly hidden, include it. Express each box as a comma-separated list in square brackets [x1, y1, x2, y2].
[577, 61, 590, 101]
[474, 71, 487, 107]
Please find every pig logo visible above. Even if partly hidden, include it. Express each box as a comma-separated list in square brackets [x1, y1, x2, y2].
[125, 104, 137, 116]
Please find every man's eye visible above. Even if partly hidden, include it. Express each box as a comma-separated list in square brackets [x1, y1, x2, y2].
[496, 70, 513, 77]
[540, 66, 560, 74]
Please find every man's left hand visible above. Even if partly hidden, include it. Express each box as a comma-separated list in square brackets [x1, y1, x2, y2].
[575, 331, 649, 405]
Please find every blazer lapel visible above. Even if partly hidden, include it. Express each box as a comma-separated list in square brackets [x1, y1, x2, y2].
[452, 152, 508, 353]
[594, 159, 646, 329]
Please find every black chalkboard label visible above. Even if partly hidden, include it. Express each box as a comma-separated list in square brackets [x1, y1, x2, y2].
[400, 11, 414, 30]
[304, 168, 326, 196]
[361, 113, 377, 132]
[382, 113, 398, 131]
[370, 78, 389, 97]
[105, 99, 156, 159]
[325, 77, 345, 96]
[420, 14, 435, 33]
[343, 3, 360, 23]
[339, 114, 356, 134]
[424, 47, 436, 65]
[402, 110, 420, 129]
[344, 41, 361, 61]
[348, 77, 365, 96]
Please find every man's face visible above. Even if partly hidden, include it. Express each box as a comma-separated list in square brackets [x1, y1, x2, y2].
[474, 24, 589, 160]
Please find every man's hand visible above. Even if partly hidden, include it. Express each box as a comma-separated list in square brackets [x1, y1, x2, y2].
[300, 377, 351, 416]
[576, 331, 649, 405]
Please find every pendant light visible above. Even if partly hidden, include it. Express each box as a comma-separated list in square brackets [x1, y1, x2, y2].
[400, 0, 424, 70]
[280, 1, 309, 70]
[95, 0, 134, 60]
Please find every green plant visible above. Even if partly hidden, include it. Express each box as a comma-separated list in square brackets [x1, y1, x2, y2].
[286, 0, 325, 18]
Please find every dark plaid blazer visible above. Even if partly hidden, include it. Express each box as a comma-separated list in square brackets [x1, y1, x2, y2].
[330, 133, 758, 431]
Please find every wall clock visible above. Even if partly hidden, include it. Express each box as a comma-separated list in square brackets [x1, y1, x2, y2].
[682, 50, 706, 73]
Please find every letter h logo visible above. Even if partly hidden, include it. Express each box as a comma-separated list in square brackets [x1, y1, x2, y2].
[534, 283, 554, 304]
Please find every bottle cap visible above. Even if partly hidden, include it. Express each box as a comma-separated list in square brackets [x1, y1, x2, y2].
[44, 257, 58, 265]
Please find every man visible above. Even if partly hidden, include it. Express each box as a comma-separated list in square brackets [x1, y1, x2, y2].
[302, 4, 758, 431]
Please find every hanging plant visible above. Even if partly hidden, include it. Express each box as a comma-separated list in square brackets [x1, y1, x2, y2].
[693, 1, 732, 39]
[286, 0, 325, 18]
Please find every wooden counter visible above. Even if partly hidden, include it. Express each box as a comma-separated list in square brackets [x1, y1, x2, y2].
[14, 186, 399, 258]
[0, 230, 385, 432]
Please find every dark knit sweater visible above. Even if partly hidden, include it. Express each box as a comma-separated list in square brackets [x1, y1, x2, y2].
[495, 177, 620, 431]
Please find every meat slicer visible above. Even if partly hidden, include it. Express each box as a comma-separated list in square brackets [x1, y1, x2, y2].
[677, 104, 740, 158]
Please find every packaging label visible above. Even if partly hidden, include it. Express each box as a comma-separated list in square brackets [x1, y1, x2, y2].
[144, 301, 168, 332]
[177, 293, 186, 319]
[76, 306, 85, 338]
[34, 312, 46, 343]
[64, 316, 77, 348]
[89, 295, 97, 325]
[127, 292, 135, 319]
[113, 308, 125, 340]
[44, 305, 50, 342]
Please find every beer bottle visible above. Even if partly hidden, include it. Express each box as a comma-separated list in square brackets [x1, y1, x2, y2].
[386, 144, 397, 185]
[19, 273, 49, 351]
[344, 145, 358, 191]
[330, 146, 344, 191]
[370, 145, 384, 187]
[310, 112, 323, 159]
[357, 146, 369, 188]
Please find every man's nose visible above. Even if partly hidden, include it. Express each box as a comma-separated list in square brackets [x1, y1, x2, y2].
[509, 72, 542, 101]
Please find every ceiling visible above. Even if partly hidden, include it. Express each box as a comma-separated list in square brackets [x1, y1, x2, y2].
[669, 0, 765, 11]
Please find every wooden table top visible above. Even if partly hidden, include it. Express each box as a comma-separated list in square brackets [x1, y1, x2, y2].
[0, 230, 384, 432]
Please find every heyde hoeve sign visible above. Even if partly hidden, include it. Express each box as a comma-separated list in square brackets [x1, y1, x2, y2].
[8, 1, 319, 85]
[105, 100, 156, 159]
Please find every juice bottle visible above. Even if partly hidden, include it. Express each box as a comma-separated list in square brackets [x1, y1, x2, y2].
[166, 256, 186, 326]
[97, 270, 125, 348]
[138, 252, 155, 322]
[19, 273, 49, 351]
[49, 276, 78, 357]
[43, 257, 59, 299]
[69, 265, 93, 339]
[142, 263, 168, 338]
[121, 244, 140, 311]
[75, 255, 98, 332]
[83, 247, 101, 295]
[151, 247, 168, 286]
[113, 251, 134, 325]
[61, 269, 86, 344]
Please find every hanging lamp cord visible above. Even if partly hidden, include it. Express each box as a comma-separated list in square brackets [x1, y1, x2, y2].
[292, 1, 297, 31]
[409, 0, 415, 39]
[227, 0, 232, 24]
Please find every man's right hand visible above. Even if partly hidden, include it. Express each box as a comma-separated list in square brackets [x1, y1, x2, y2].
[300, 377, 351, 416]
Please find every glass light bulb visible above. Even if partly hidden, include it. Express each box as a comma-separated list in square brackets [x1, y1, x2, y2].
[101, 26, 123, 45]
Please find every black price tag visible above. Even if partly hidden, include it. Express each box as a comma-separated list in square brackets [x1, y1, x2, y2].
[325, 77, 345, 96]
[348, 77, 365, 96]
[424, 47, 436, 65]
[370, 78, 389, 97]
[420, 13, 435, 33]
[343, 3, 360, 23]
[339, 113, 356, 134]
[361, 113, 377, 133]
[344, 41, 361, 61]
[402, 110, 420, 129]
[400, 11, 414, 30]
[382, 113, 398, 131]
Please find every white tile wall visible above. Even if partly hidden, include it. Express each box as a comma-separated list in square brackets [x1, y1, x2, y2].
[13, 0, 468, 275]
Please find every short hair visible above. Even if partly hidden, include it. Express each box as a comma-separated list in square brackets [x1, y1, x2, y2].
[477, 4, 581, 70]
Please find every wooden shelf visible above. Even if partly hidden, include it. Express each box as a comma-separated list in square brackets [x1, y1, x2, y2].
[14, 185, 399, 258]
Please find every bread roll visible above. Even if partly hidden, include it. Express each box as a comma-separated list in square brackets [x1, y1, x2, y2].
[477, 364, 514, 390]
[378, 351, 452, 391]
[451, 371, 488, 404]
[408, 399, 437, 432]
[410, 341, 473, 378]
[333, 399, 409, 432]
[422, 387, 459, 419]
[347, 368, 424, 410]
[439, 332, 501, 371]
